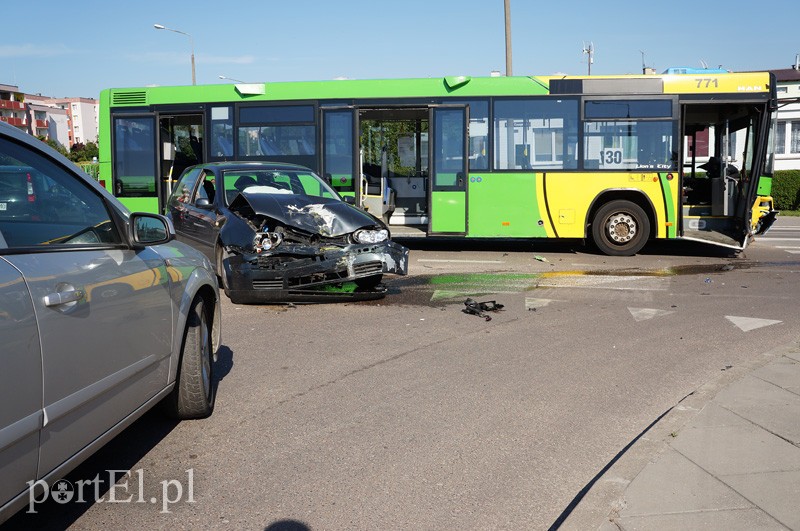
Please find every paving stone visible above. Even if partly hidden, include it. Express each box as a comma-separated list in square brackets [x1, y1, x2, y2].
[619, 449, 752, 517]
[670, 423, 800, 477]
[714, 375, 800, 445]
[685, 403, 751, 429]
[615, 508, 786, 531]
[721, 470, 800, 530]
[751, 357, 800, 396]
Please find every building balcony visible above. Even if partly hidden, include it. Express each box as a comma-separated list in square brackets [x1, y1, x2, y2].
[0, 100, 25, 110]
[35, 119, 49, 128]
[0, 116, 25, 127]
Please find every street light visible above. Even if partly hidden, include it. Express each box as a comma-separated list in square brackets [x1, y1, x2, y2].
[218, 75, 246, 83]
[153, 23, 196, 85]
[504, 0, 512, 76]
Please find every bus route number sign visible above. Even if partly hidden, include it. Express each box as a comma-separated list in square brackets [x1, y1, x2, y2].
[600, 148, 625, 169]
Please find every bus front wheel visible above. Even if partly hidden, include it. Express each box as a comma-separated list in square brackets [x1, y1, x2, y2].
[591, 200, 650, 256]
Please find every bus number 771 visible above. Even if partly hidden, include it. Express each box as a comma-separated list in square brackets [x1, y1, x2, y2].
[695, 78, 720, 89]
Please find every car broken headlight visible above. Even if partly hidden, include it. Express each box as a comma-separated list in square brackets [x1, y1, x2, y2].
[354, 228, 389, 244]
[253, 232, 284, 253]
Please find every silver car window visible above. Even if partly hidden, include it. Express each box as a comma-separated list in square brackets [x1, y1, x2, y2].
[0, 137, 121, 249]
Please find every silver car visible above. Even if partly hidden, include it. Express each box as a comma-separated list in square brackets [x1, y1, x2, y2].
[0, 121, 221, 523]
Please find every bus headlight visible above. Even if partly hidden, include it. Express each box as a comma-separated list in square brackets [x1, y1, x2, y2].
[354, 229, 389, 244]
[253, 232, 283, 253]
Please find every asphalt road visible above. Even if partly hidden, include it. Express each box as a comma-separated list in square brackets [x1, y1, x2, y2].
[9, 219, 800, 530]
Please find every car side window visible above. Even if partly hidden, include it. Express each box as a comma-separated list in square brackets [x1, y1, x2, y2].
[0, 137, 121, 249]
[194, 171, 216, 204]
[168, 167, 202, 206]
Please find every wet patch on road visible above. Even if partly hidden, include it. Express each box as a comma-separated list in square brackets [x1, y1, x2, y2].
[376, 263, 747, 307]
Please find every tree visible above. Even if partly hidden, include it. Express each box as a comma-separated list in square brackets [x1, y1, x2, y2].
[37, 136, 68, 157]
[68, 141, 99, 163]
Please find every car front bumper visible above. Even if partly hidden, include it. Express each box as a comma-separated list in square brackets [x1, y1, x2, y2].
[222, 240, 409, 303]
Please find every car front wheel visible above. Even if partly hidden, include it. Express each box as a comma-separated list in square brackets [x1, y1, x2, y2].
[165, 296, 215, 419]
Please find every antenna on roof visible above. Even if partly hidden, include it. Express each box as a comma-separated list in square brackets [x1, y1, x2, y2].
[639, 50, 655, 74]
[582, 42, 594, 75]
[699, 59, 709, 69]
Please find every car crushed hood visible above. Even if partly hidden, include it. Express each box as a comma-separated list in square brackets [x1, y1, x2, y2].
[230, 191, 382, 237]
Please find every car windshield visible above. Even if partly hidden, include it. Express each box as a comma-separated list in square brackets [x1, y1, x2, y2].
[222, 169, 341, 205]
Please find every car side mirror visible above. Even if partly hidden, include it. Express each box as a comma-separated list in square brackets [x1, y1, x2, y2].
[195, 197, 213, 209]
[130, 213, 175, 246]
[342, 195, 356, 205]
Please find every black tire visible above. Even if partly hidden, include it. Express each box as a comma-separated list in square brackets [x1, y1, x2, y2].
[165, 297, 215, 419]
[355, 274, 383, 290]
[216, 244, 233, 299]
[591, 200, 650, 256]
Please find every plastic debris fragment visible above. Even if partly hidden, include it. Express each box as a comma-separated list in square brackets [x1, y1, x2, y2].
[462, 298, 505, 321]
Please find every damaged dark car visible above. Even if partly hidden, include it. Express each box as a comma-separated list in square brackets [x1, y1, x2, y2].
[166, 162, 408, 303]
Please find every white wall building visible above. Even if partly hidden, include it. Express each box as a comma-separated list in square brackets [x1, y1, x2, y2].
[25, 94, 99, 146]
[771, 67, 800, 171]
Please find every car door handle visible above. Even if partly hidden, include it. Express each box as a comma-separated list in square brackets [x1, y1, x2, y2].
[43, 287, 85, 307]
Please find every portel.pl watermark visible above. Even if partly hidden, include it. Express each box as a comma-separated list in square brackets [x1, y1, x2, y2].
[27, 468, 195, 515]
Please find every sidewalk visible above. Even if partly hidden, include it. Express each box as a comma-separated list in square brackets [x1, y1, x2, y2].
[597, 350, 800, 530]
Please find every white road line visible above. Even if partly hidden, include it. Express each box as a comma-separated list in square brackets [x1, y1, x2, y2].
[775, 246, 800, 249]
[757, 237, 800, 241]
[628, 307, 675, 322]
[525, 298, 563, 309]
[417, 259, 506, 264]
[786, 250, 800, 254]
[536, 275, 668, 291]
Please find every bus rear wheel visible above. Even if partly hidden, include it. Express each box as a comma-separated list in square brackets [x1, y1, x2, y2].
[591, 200, 650, 256]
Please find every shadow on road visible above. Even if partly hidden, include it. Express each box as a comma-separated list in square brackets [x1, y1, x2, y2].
[394, 236, 739, 259]
[3, 345, 234, 529]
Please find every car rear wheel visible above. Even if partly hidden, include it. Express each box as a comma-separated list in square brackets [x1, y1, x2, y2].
[165, 297, 215, 419]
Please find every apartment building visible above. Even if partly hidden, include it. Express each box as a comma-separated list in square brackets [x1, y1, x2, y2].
[771, 66, 800, 171]
[1, 84, 98, 149]
[0, 84, 27, 131]
[26, 94, 99, 146]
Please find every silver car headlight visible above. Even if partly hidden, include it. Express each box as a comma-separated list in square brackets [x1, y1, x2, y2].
[354, 229, 389, 244]
[253, 232, 284, 253]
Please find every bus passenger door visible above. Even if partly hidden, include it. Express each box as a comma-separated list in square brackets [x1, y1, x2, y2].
[429, 105, 468, 235]
[158, 113, 204, 212]
[320, 107, 359, 205]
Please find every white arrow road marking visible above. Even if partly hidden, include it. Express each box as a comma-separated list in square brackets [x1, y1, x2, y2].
[725, 316, 783, 332]
[525, 298, 563, 310]
[627, 307, 675, 322]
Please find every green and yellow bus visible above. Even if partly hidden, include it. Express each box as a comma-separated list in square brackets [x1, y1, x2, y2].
[98, 71, 778, 255]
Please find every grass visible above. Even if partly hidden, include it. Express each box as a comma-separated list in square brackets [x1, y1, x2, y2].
[779, 210, 800, 216]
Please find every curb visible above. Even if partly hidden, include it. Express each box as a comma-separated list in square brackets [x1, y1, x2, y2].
[556, 338, 800, 530]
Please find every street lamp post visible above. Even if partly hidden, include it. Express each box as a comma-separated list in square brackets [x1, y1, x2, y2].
[153, 23, 196, 85]
[504, 0, 512, 76]
[218, 75, 246, 83]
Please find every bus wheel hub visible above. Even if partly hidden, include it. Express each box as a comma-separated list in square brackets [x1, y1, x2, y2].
[608, 214, 635, 243]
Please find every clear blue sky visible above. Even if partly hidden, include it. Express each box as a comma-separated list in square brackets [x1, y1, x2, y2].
[3, 0, 798, 99]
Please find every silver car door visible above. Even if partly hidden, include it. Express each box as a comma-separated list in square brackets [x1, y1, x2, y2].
[0, 257, 42, 510]
[0, 135, 173, 479]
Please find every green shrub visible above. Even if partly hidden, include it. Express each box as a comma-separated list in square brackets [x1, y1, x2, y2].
[772, 170, 800, 210]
